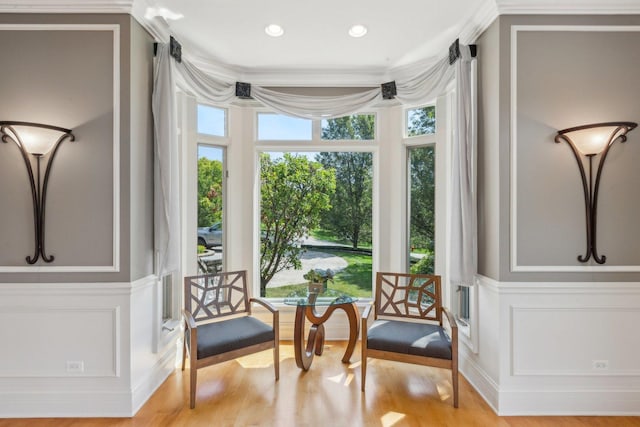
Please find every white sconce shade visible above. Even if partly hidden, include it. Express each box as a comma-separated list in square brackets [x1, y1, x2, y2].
[12, 124, 69, 155]
[556, 122, 636, 156]
[1, 121, 73, 156]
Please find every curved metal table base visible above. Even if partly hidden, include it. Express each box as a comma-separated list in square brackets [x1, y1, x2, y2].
[293, 302, 359, 370]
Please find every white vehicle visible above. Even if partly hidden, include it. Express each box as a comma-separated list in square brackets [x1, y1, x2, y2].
[198, 222, 222, 247]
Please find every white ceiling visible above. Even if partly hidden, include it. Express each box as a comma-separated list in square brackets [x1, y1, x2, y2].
[2, 0, 640, 84]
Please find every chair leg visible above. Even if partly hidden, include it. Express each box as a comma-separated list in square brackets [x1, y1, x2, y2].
[452, 366, 459, 408]
[181, 335, 187, 371]
[274, 343, 280, 381]
[361, 354, 367, 392]
[189, 366, 197, 409]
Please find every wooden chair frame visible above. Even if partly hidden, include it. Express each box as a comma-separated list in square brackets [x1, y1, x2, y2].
[182, 270, 279, 408]
[361, 272, 458, 407]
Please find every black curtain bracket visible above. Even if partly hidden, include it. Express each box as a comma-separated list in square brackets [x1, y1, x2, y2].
[170, 36, 182, 63]
[381, 81, 397, 100]
[448, 39, 461, 65]
[235, 82, 252, 99]
[449, 38, 477, 65]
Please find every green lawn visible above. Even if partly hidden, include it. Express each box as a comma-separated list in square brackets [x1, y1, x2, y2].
[309, 229, 372, 249]
[265, 248, 372, 298]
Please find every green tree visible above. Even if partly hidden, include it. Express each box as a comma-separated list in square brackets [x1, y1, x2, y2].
[260, 153, 336, 296]
[409, 145, 435, 271]
[197, 157, 223, 227]
[408, 106, 436, 136]
[317, 115, 374, 248]
[407, 106, 436, 274]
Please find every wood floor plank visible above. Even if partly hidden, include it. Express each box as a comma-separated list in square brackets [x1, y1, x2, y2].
[0, 342, 638, 427]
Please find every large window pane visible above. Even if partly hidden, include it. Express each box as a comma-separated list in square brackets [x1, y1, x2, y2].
[406, 106, 436, 137]
[197, 145, 224, 274]
[258, 113, 312, 140]
[321, 114, 375, 140]
[197, 104, 226, 136]
[259, 151, 373, 298]
[408, 145, 435, 274]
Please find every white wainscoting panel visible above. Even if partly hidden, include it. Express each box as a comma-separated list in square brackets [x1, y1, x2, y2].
[0, 276, 179, 418]
[458, 276, 640, 415]
[0, 306, 120, 377]
[511, 306, 640, 376]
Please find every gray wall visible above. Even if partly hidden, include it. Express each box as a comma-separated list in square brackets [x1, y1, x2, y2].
[0, 14, 154, 282]
[477, 14, 640, 282]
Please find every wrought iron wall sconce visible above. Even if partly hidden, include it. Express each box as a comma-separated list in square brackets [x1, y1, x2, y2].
[555, 121, 637, 264]
[0, 121, 75, 264]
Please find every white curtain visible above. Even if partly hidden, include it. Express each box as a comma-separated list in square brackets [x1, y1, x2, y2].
[395, 56, 454, 106]
[152, 44, 181, 276]
[175, 59, 236, 105]
[151, 41, 477, 283]
[159, 46, 456, 120]
[449, 46, 477, 287]
[251, 86, 381, 120]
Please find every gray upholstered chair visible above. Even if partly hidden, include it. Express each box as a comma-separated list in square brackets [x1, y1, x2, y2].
[361, 272, 458, 407]
[182, 270, 279, 408]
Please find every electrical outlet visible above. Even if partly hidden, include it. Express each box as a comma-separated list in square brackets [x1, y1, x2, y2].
[592, 360, 609, 370]
[66, 360, 84, 373]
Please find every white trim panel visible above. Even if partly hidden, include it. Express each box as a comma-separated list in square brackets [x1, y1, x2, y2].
[0, 24, 121, 273]
[509, 25, 640, 273]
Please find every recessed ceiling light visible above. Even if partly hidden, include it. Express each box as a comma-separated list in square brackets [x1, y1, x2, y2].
[348, 24, 368, 38]
[265, 24, 284, 37]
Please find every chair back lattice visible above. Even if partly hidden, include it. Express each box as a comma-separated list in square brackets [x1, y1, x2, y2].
[184, 271, 250, 322]
[375, 272, 442, 322]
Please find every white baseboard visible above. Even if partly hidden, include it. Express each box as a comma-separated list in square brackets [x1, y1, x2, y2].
[131, 343, 179, 415]
[498, 389, 640, 416]
[0, 390, 134, 418]
[458, 346, 500, 413]
[459, 329, 640, 416]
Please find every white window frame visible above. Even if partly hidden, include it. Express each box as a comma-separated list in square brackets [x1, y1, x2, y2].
[402, 97, 445, 281]
[253, 108, 379, 300]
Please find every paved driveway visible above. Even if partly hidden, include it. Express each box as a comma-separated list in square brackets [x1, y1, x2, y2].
[267, 249, 347, 288]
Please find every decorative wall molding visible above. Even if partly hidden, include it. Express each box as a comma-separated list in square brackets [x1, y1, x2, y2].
[0, 274, 177, 418]
[0, 306, 121, 377]
[477, 274, 640, 294]
[0, 24, 121, 273]
[509, 24, 640, 273]
[466, 275, 640, 415]
[511, 305, 640, 377]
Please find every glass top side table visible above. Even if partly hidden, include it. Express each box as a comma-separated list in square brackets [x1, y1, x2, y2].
[284, 288, 360, 370]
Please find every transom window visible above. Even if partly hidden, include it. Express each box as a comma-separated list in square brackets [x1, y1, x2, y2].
[406, 105, 435, 137]
[257, 113, 312, 140]
[197, 104, 226, 137]
[321, 114, 376, 141]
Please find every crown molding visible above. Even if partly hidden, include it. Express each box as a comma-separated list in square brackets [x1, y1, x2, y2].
[496, 0, 640, 15]
[460, 0, 500, 44]
[3, 0, 640, 86]
[0, 0, 132, 13]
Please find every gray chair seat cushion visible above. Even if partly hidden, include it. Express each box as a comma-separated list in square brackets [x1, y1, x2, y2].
[197, 316, 274, 359]
[367, 319, 452, 360]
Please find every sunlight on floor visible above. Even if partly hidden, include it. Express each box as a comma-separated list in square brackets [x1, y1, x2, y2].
[381, 411, 406, 427]
[326, 372, 355, 386]
[235, 345, 295, 369]
[437, 380, 452, 401]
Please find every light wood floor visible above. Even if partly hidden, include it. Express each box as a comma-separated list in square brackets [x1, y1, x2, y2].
[1, 341, 638, 427]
